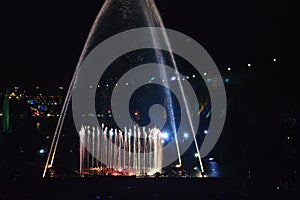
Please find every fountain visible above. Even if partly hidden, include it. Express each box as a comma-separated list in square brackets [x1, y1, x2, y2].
[77, 124, 162, 177]
[42, 0, 227, 178]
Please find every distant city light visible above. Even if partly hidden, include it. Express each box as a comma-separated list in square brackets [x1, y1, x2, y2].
[273, 58, 277, 62]
[186, 76, 190, 79]
[203, 72, 207, 76]
[227, 67, 231, 71]
[106, 84, 109, 87]
[247, 63, 251, 67]
[192, 74, 196, 78]
[125, 82, 129, 85]
[204, 130, 208, 134]
[39, 149, 45, 154]
[59, 86, 63, 90]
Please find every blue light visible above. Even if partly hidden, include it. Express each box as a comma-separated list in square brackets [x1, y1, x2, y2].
[96, 195, 101, 199]
[39, 149, 45, 154]
[150, 76, 155, 81]
[225, 78, 230, 83]
[162, 132, 169, 139]
[170, 76, 176, 81]
[194, 153, 199, 158]
[27, 99, 34, 105]
[204, 130, 208, 134]
[206, 78, 212, 83]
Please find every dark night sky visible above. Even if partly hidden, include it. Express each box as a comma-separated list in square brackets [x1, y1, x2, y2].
[1, 0, 292, 96]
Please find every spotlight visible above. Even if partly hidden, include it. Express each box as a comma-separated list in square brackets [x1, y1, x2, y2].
[162, 132, 169, 139]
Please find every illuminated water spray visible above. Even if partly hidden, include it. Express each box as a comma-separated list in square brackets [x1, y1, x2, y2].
[43, 0, 227, 178]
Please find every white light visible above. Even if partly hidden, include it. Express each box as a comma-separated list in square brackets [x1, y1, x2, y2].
[194, 153, 199, 158]
[186, 76, 190, 79]
[208, 157, 214, 161]
[89, 85, 92, 88]
[162, 132, 169, 139]
[170, 76, 176, 81]
[227, 67, 231, 71]
[183, 133, 189, 138]
[273, 58, 277, 62]
[247, 63, 251, 67]
[175, 164, 181, 168]
[106, 84, 109, 87]
[39, 149, 45, 154]
[204, 130, 208, 134]
[203, 72, 207, 76]
[125, 82, 129, 85]
[161, 140, 165, 144]
[192, 74, 196, 78]
[97, 85, 100, 88]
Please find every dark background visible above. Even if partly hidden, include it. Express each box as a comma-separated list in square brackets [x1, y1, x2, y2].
[1, 0, 290, 89]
